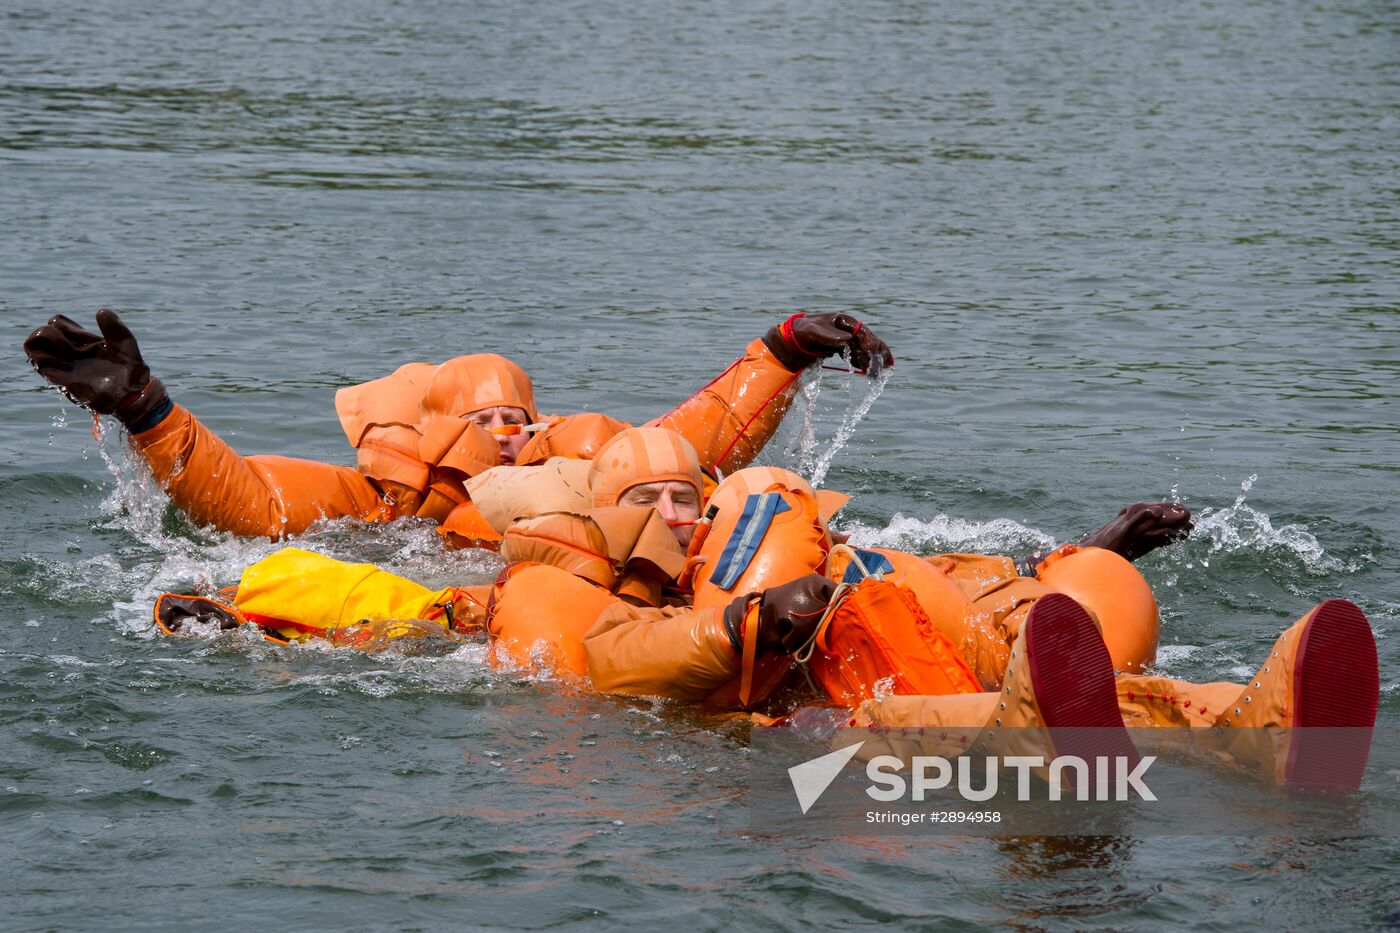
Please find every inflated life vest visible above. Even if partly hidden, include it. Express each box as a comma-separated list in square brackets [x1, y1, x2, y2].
[465, 458, 596, 536]
[487, 562, 621, 678]
[336, 358, 638, 540]
[153, 547, 488, 646]
[515, 413, 631, 466]
[677, 468, 832, 708]
[687, 467, 832, 611]
[1034, 544, 1158, 673]
[818, 546, 983, 701]
[688, 468, 982, 709]
[798, 575, 981, 708]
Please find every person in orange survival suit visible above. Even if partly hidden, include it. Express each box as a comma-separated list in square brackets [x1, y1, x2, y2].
[483, 426, 712, 674]
[568, 465, 1151, 777]
[307, 449, 1190, 693]
[468, 423, 714, 551]
[23, 309, 892, 542]
[583, 466, 1378, 791]
[155, 443, 1379, 792]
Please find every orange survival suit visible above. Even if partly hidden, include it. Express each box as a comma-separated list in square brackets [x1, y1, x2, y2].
[654, 469, 1378, 794]
[180, 453, 1160, 710]
[156, 444, 1379, 791]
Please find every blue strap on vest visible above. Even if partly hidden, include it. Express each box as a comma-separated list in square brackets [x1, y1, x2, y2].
[708, 492, 791, 590]
[841, 548, 895, 585]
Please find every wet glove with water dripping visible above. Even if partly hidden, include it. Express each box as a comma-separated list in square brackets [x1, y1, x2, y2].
[24, 308, 172, 432]
[761, 312, 894, 375]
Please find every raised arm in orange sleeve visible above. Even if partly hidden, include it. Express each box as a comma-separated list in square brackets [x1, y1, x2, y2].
[645, 337, 803, 476]
[646, 314, 893, 476]
[131, 404, 392, 539]
[582, 602, 739, 700]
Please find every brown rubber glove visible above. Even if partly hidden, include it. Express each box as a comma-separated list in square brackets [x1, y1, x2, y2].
[1079, 502, 1194, 563]
[24, 309, 171, 431]
[762, 312, 894, 374]
[723, 573, 838, 656]
[153, 594, 244, 635]
[1017, 501, 1195, 573]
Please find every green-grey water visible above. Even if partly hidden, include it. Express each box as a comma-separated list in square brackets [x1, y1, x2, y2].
[2, 0, 1397, 928]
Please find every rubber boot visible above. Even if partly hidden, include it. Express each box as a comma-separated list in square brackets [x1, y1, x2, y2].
[1214, 599, 1378, 793]
[849, 593, 1139, 787]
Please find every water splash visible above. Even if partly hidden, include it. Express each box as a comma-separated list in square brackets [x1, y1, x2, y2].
[784, 367, 824, 470]
[48, 405, 69, 447]
[45, 387, 73, 446]
[284, 641, 499, 697]
[1187, 474, 1363, 576]
[81, 416, 500, 639]
[1151, 643, 1202, 670]
[870, 674, 898, 701]
[807, 368, 891, 488]
[786, 360, 892, 488]
[92, 416, 175, 548]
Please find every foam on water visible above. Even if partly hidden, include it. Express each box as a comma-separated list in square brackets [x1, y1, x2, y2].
[285, 642, 500, 698]
[1152, 644, 1201, 670]
[835, 475, 1367, 590]
[842, 511, 1057, 558]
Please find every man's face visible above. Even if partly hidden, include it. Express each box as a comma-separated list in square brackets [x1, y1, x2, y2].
[466, 406, 531, 465]
[618, 480, 701, 547]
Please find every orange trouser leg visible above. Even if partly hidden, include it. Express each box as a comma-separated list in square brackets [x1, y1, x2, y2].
[1115, 675, 1242, 727]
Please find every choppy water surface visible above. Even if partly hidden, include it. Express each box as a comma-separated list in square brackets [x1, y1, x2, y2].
[2, 0, 1397, 928]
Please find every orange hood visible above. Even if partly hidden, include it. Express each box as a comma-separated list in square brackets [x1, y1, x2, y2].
[588, 427, 704, 508]
[336, 354, 538, 451]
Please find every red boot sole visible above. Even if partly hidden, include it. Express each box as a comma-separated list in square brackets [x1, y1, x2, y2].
[1023, 593, 1140, 769]
[1286, 599, 1378, 793]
